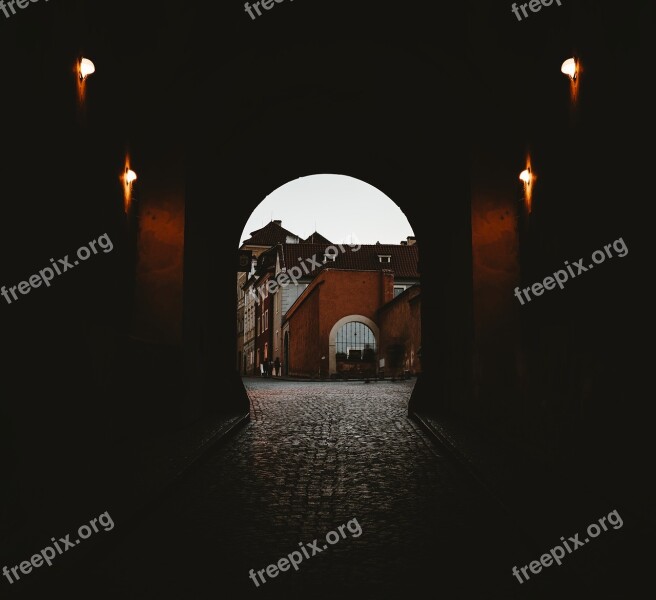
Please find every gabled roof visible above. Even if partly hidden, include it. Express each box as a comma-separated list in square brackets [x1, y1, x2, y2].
[277, 243, 329, 272]
[241, 221, 299, 247]
[302, 231, 332, 245]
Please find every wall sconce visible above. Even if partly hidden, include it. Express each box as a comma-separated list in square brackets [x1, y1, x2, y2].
[561, 58, 578, 81]
[76, 57, 96, 111]
[78, 57, 96, 81]
[125, 169, 138, 185]
[519, 158, 534, 213]
[561, 57, 581, 106]
[122, 158, 137, 213]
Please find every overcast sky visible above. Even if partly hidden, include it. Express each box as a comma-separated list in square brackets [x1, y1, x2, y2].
[239, 174, 414, 247]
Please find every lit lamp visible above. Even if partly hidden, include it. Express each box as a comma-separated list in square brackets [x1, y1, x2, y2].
[561, 57, 581, 106]
[122, 160, 137, 213]
[519, 159, 534, 213]
[76, 56, 96, 109]
[560, 57, 578, 81]
[78, 57, 96, 81]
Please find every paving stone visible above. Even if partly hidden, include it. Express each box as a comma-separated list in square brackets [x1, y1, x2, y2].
[61, 380, 557, 599]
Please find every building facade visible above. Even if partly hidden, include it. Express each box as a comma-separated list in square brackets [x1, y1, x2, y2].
[284, 269, 394, 378]
[238, 220, 300, 374]
[378, 284, 421, 377]
[238, 221, 421, 379]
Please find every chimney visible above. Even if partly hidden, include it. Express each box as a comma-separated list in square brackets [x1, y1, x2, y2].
[406, 236, 416, 246]
[273, 220, 282, 226]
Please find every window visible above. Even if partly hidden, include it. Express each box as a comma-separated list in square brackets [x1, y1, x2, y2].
[378, 255, 391, 263]
[336, 321, 376, 361]
[323, 253, 336, 263]
[264, 309, 268, 331]
[394, 285, 407, 298]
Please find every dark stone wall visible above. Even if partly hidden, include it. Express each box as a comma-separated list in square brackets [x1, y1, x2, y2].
[132, 148, 185, 346]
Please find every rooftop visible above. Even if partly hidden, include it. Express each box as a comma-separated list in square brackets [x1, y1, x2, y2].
[241, 220, 300, 247]
[276, 242, 419, 279]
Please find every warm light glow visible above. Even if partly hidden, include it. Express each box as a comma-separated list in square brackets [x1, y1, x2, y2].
[76, 57, 96, 109]
[561, 57, 581, 107]
[520, 156, 534, 213]
[122, 157, 137, 213]
[561, 58, 577, 80]
[79, 57, 96, 81]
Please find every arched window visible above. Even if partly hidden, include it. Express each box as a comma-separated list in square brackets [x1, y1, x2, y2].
[335, 322, 376, 361]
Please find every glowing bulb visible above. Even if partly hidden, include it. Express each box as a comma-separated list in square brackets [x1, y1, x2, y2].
[519, 169, 531, 184]
[79, 58, 96, 80]
[561, 58, 577, 81]
[125, 169, 137, 184]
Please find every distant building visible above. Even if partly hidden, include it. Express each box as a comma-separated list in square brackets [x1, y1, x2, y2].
[378, 284, 421, 377]
[238, 220, 300, 374]
[238, 223, 420, 379]
[284, 268, 393, 378]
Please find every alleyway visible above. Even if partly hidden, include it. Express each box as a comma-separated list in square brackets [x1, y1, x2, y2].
[62, 381, 561, 598]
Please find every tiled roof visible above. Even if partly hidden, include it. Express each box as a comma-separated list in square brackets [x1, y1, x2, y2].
[276, 243, 327, 271]
[277, 243, 419, 279]
[302, 231, 332, 245]
[241, 221, 299, 247]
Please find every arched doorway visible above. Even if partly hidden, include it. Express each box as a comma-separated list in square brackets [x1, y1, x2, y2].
[329, 315, 380, 377]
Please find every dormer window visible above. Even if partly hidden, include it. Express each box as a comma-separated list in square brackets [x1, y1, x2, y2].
[323, 253, 336, 263]
[378, 255, 391, 263]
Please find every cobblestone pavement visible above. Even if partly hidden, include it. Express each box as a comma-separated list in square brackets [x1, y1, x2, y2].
[61, 380, 559, 599]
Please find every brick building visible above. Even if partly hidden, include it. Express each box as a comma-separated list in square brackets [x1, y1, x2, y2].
[239, 220, 420, 379]
[253, 272, 274, 375]
[378, 285, 421, 377]
[284, 269, 394, 378]
[238, 220, 299, 374]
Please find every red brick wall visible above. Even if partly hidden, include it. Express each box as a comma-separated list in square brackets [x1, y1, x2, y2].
[409, 292, 421, 373]
[286, 270, 395, 378]
[378, 286, 422, 376]
[287, 283, 321, 377]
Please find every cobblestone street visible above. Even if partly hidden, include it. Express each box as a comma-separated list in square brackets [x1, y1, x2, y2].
[65, 380, 551, 598]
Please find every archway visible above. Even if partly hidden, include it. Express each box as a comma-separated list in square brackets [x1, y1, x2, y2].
[328, 315, 380, 377]
[183, 42, 473, 419]
[236, 173, 420, 396]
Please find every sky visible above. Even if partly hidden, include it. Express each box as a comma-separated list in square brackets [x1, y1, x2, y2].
[239, 174, 415, 247]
